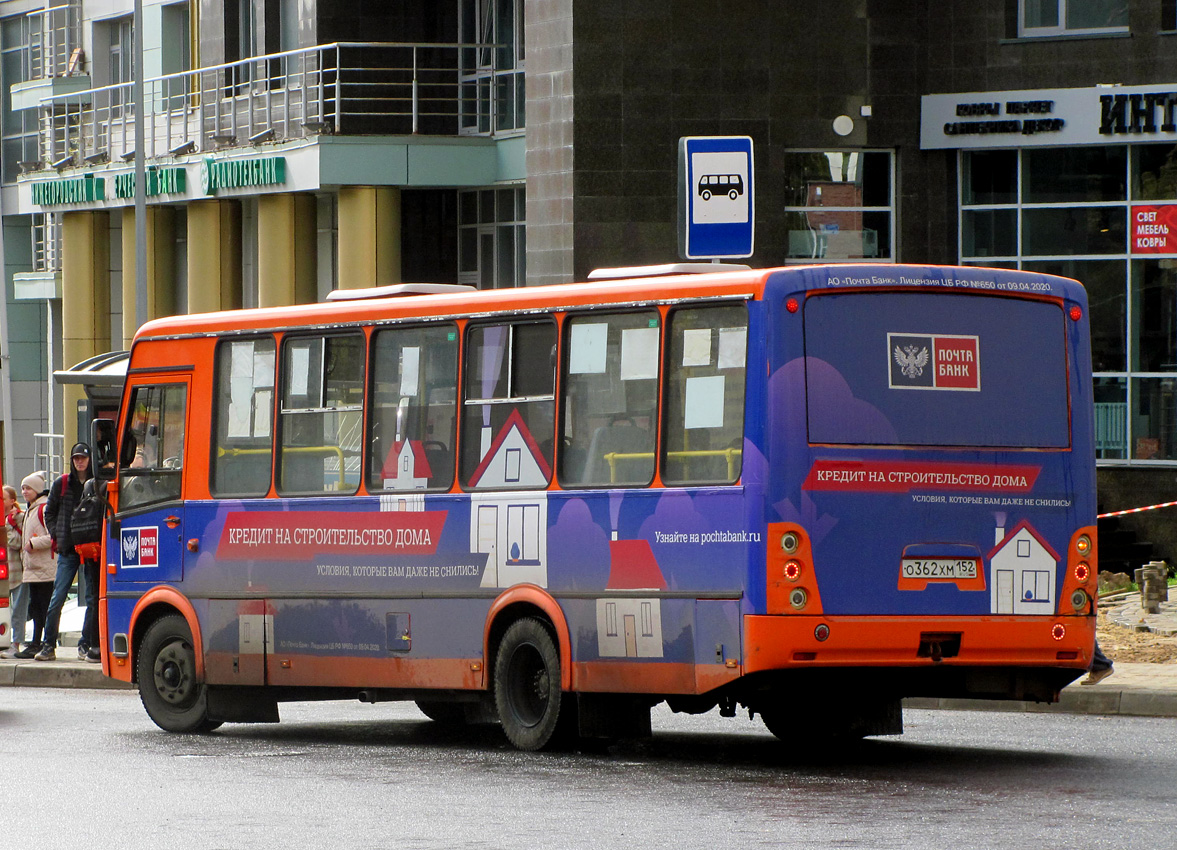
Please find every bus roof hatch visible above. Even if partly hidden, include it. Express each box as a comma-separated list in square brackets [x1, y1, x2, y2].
[325, 283, 477, 301]
[587, 263, 751, 280]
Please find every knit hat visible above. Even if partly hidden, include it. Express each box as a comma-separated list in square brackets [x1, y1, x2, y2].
[21, 472, 46, 495]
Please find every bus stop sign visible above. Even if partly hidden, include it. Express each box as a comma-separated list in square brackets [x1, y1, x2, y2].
[678, 136, 755, 260]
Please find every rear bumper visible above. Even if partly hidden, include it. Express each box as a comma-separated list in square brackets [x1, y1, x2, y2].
[744, 614, 1096, 672]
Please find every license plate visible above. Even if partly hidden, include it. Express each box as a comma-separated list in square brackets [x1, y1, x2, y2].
[900, 558, 978, 580]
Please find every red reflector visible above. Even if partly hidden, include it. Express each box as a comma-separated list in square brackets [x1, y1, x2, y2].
[1069, 305, 1082, 321]
[793, 651, 816, 661]
[786, 298, 800, 313]
[1056, 651, 1078, 660]
[0, 598, 7, 608]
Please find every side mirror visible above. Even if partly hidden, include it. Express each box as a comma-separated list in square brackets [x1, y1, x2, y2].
[91, 419, 117, 481]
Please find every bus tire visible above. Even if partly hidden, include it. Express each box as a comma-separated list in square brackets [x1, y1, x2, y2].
[494, 617, 566, 751]
[137, 614, 222, 734]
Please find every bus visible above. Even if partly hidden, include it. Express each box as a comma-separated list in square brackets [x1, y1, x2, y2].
[92, 263, 1097, 750]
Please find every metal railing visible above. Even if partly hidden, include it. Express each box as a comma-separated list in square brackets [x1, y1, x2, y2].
[33, 432, 64, 480]
[38, 42, 522, 168]
[32, 213, 62, 273]
[27, 2, 82, 80]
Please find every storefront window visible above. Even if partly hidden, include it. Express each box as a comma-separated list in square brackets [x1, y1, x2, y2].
[1131, 378, 1177, 460]
[1131, 260, 1177, 372]
[959, 144, 1177, 465]
[1023, 147, 1126, 203]
[1094, 377, 1127, 460]
[1021, 207, 1125, 255]
[962, 150, 1017, 204]
[1132, 144, 1177, 201]
[782, 150, 893, 263]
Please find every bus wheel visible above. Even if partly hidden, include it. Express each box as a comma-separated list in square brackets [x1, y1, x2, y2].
[137, 614, 222, 734]
[494, 617, 566, 751]
[729, 189, 739, 200]
[415, 700, 467, 725]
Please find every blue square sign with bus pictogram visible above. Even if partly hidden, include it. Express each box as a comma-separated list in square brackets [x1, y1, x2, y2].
[678, 136, 755, 259]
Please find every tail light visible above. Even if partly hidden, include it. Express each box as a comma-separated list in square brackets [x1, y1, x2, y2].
[767, 523, 823, 615]
[1059, 527, 1098, 616]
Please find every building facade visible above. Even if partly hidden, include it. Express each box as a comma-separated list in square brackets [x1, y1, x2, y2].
[1, 0, 1175, 564]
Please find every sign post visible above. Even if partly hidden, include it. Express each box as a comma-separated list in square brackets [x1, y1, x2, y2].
[678, 136, 755, 260]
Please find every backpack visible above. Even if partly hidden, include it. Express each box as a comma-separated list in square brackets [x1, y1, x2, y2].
[70, 478, 105, 551]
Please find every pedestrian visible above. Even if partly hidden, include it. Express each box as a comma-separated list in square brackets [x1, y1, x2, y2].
[73, 477, 104, 663]
[12, 473, 53, 660]
[1083, 639, 1115, 685]
[38, 443, 94, 662]
[0, 484, 26, 659]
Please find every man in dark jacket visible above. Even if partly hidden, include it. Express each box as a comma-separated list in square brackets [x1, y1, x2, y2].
[36, 442, 93, 661]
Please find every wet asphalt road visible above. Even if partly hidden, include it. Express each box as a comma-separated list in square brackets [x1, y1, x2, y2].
[4, 688, 1175, 849]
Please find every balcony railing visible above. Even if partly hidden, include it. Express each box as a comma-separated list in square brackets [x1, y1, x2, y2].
[36, 42, 522, 168]
[27, 3, 82, 80]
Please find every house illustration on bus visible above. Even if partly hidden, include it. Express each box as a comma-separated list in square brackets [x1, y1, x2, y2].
[596, 537, 666, 659]
[988, 519, 1058, 615]
[468, 410, 550, 589]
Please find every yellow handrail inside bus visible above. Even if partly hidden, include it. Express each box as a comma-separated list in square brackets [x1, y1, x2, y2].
[217, 444, 348, 488]
[604, 448, 742, 483]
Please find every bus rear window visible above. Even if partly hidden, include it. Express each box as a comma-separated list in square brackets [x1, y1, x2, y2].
[803, 292, 1070, 448]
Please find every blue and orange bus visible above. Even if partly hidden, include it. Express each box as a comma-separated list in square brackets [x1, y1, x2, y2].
[93, 263, 1097, 749]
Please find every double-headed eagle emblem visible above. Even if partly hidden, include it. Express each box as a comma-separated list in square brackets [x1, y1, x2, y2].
[122, 529, 138, 562]
[893, 344, 929, 379]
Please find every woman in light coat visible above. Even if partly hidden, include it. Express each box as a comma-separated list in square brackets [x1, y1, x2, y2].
[13, 473, 54, 659]
[0, 484, 25, 658]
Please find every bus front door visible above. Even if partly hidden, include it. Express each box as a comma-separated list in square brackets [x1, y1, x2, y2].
[112, 381, 190, 585]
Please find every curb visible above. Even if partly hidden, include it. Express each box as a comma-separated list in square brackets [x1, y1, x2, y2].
[0, 660, 132, 691]
[905, 687, 1177, 718]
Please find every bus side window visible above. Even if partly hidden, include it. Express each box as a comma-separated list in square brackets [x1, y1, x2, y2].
[461, 320, 556, 489]
[368, 324, 458, 492]
[559, 311, 659, 487]
[211, 337, 276, 497]
[663, 304, 748, 485]
[277, 333, 364, 495]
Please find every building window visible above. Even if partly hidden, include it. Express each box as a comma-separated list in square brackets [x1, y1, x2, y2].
[1018, 0, 1128, 37]
[459, 0, 525, 135]
[458, 186, 525, 289]
[1, 15, 40, 182]
[782, 150, 894, 263]
[958, 143, 1177, 465]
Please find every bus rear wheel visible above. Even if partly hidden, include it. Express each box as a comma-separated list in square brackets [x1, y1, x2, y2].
[137, 614, 222, 734]
[494, 617, 567, 751]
